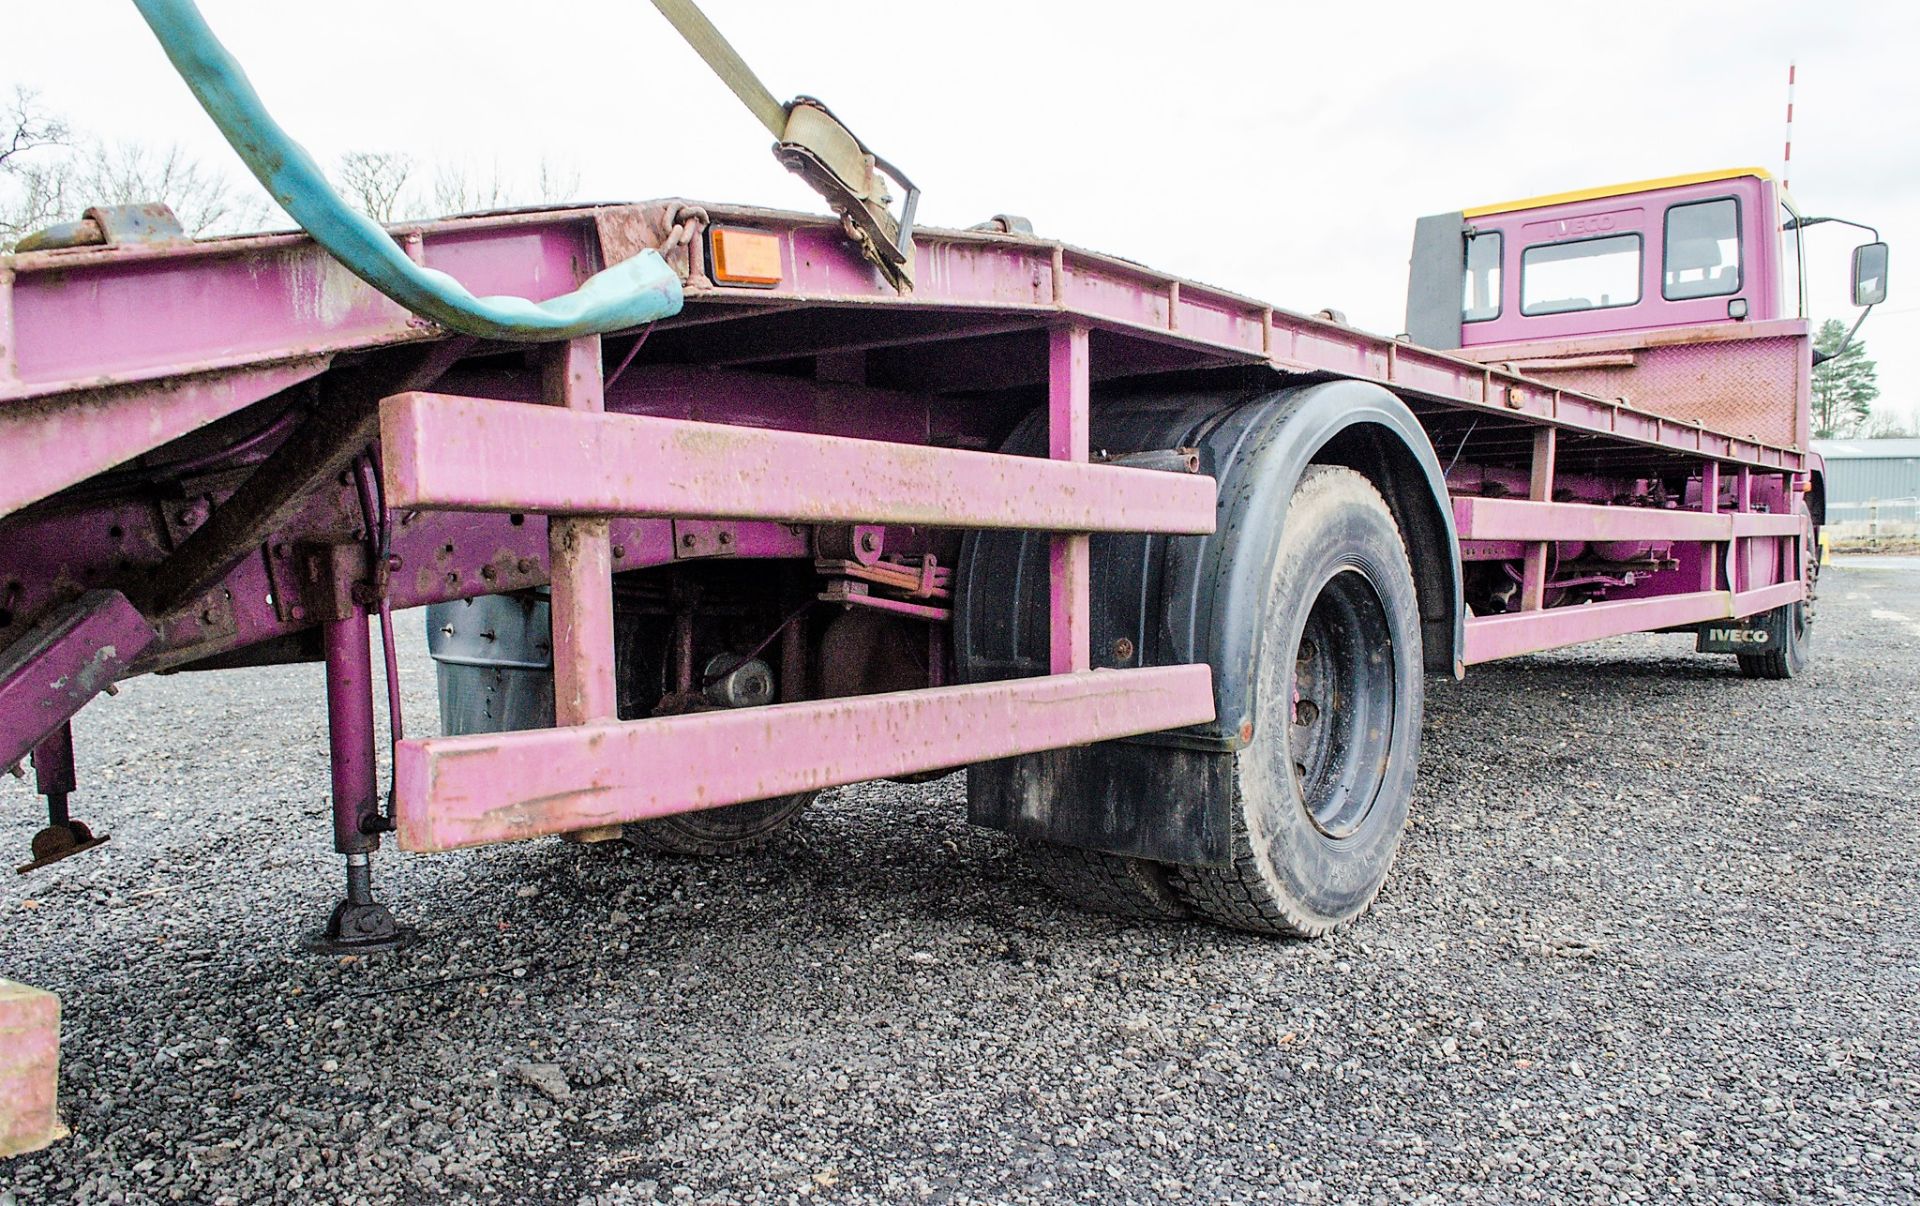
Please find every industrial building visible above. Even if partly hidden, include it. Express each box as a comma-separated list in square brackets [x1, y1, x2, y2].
[1814, 437, 1920, 542]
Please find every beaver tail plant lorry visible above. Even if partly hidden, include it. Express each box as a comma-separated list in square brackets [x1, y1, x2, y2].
[0, 0, 1889, 1155]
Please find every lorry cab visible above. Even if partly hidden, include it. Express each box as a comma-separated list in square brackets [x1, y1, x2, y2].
[1406, 168, 1816, 449]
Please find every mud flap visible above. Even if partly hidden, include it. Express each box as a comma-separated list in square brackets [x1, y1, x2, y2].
[968, 742, 1234, 866]
[1696, 617, 1781, 654]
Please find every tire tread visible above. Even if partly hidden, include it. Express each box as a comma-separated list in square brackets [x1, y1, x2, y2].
[1022, 840, 1190, 921]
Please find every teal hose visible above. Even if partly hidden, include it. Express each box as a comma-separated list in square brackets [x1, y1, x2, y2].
[131, 0, 683, 341]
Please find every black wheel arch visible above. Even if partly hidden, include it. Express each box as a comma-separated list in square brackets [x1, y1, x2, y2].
[958, 377, 1462, 754]
[958, 377, 1462, 865]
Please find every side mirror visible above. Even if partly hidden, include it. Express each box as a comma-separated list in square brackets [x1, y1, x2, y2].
[1852, 242, 1889, 307]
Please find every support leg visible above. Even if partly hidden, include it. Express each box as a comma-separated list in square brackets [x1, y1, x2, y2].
[17, 722, 109, 875]
[312, 608, 413, 952]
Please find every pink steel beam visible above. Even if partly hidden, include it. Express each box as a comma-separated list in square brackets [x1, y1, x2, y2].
[0, 360, 327, 520]
[379, 392, 1218, 534]
[1049, 326, 1092, 674]
[7, 201, 1806, 473]
[1463, 581, 1805, 664]
[1454, 497, 1803, 543]
[683, 205, 1806, 471]
[542, 337, 618, 728]
[393, 664, 1216, 852]
[0, 590, 156, 769]
[1519, 428, 1556, 612]
[542, 337, 623, 845]
[1700, 461, 1722, 590]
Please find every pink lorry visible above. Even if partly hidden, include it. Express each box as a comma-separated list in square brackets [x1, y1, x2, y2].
[0, 82, 1888, 1151]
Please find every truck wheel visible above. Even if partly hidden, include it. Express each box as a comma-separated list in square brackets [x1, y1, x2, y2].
[1169, 465, 1423, 938]
[623, 792, 817, 856]
[1021, 840, 1190, 921]
[1736, 601, 1808, 680]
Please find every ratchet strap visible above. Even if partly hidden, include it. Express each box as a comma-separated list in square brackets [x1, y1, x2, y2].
[650, 0, 919, 291]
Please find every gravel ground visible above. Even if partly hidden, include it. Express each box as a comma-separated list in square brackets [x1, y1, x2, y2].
[3, 556, 1917, 1205]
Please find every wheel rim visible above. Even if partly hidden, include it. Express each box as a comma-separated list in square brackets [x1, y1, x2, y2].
[1286, 567, 1398, 840]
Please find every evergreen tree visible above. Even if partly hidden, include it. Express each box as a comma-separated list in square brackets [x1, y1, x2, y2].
[1812, 319, 1879, 438]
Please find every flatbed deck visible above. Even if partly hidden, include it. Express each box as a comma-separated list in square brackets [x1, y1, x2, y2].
[0, 200, 1804, 514]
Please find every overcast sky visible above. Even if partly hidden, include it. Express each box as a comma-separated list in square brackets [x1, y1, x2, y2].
[11, 1, 1917, 428]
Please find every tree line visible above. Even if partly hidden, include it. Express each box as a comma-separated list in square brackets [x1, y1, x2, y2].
[1, 87, 578, 248]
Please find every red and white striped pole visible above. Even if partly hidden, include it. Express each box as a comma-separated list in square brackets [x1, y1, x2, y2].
[1783, 61, 1796, 192]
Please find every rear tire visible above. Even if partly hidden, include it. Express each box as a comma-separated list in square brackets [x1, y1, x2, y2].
[623, 793, 817, 856]
[1168, 465, 1424, 938]
[1736, 600, 1809, 680]
[1021, 840, 1189, 921]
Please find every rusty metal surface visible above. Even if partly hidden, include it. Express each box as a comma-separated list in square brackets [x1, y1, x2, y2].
[1501, 337, 1808, 450]
[379, 391, 1220, 534]
[0, 590, 156, 770]
[0, 979, 63, 1158]
[1463, 580, 1805, 664]
[134, 341, 470, 618]
[5, 198, 1808, 474]
[392, 664, 1216, 852]
[0, 359, 329, 521]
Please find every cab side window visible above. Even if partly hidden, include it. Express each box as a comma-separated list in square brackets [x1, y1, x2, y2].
[1463, 230, 1503, 322]
[1521, 235, 1642, 315]
[1779, 204, 1805, 318]
[1663, 199, 1742, 300]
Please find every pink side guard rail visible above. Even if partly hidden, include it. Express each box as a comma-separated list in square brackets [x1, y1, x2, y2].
[385, 322, 1219, 851]
[394, 666, 1215, 852]
[377, 392, 1217, 533]
[1464, 580, 1805, 664]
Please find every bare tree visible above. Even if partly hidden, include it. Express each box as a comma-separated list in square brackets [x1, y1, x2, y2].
[1, 87, 66, 171]
[535, 156, 582, 205]
[76, 139, 271, 235]
[0, 88, 71, 246]
[335, 150, 415, 224]
[429, 158, 511, 217]
[4, 90, 275, 248]
[425, 155, 582, 218]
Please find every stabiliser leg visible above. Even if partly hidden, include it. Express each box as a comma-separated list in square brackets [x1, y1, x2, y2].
[17, 723, 109, 875]
[310, 607, 415, 953]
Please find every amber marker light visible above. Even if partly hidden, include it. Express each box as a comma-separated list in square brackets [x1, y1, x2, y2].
[709, 228, 783, 286]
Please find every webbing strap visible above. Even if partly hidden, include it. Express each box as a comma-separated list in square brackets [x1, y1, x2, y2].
[649, 0, 789, 138]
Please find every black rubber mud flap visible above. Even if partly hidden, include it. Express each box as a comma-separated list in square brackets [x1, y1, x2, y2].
[968, 742, 1234, 865]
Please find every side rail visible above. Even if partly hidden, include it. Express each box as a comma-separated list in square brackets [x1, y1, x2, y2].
[1456, 431, 1809, 664]
[377, 327, 1219, 851]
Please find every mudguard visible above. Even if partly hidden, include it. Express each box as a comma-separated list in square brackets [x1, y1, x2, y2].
[957, 378, 1463, 864]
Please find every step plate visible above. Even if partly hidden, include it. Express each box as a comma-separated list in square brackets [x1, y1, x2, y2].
[394, 665, 1215, 852]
